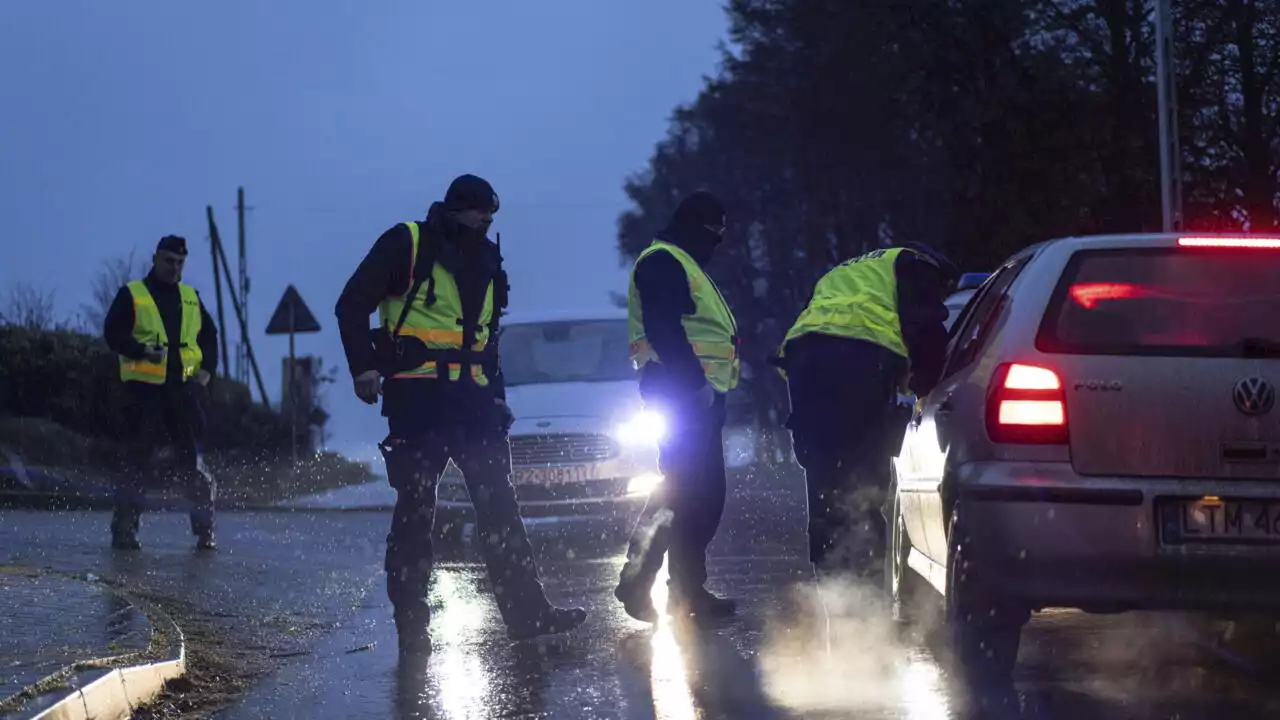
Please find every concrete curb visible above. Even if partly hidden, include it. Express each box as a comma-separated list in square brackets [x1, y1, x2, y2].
[32, 644, 185, 720]
[0, 580, 186, 720]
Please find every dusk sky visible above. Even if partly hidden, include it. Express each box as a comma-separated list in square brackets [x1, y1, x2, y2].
[0, 1, 729, 459]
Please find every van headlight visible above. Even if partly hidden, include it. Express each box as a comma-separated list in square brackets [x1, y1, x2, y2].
[614, 409, 667, 446]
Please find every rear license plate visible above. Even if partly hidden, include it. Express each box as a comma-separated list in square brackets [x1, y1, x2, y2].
[513, 465, 593, 485]
[1161, 498, 1280, 544]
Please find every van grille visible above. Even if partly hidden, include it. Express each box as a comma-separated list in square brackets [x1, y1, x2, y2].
[509, 433, 619, 467]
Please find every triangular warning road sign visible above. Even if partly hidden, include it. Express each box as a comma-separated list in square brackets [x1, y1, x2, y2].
[265, 285, 321, 335]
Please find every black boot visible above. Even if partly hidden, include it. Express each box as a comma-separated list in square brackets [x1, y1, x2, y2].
[196, 532, 217, 551]
[111, 533, 142, 551]
[614, 581, 659, 623]
[506, 606, 588, 641]
[668, 586, 736, 619]
[394, 604, 433, 660]
[111, 508, 141, 550]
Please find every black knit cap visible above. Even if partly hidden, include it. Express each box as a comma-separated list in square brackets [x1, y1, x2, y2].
[444, 174, 500, 213]
[668, 190, 726, 231]
[156, 235, 188, 256]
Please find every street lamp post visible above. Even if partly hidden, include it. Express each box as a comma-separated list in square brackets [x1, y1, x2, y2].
[1154, 0, 1183, 232]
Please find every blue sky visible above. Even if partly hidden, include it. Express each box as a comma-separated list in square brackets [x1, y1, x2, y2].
[0, 1, 728, 458]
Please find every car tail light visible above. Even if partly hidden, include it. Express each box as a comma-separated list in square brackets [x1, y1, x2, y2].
[1177, 236, 1280, 249]
[987, 363, 1068, 444]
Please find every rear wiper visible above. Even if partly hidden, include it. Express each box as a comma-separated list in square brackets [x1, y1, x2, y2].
[1236, 337, 1280, 358]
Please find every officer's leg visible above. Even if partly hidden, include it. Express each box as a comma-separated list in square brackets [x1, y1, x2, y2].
[615, 478, 674, 622]
[382, 427, 448, 658]
[667, 401, 734, 617]
[454, 424, 586, 640]
[170, 388, 217, 547]
[112, 387, 155, 549]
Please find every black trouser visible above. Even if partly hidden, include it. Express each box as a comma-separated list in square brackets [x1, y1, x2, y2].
[113, 382, 216, 538]
[381, 415, 553, 628]
[785, 337, 907, 577]
[618, 394, 728, 596]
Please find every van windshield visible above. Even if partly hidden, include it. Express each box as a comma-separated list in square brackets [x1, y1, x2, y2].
[500, 319, 635, 386]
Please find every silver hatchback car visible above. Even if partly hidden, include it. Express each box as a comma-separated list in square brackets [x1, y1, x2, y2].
[885, 233, 1280, 686]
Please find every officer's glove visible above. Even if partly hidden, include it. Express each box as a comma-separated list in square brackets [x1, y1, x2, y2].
[494, 398, 516, 431]
[353, 370, 382, 405]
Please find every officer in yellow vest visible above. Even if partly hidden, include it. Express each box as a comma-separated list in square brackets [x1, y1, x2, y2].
[335, 175, 586, 660]
[103, 235, 219, 551]
[774, 242, 956, 580]
[614, 190, 740, 623]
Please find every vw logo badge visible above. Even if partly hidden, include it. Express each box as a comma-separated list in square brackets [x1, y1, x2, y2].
[1234, 377, 1276, 416]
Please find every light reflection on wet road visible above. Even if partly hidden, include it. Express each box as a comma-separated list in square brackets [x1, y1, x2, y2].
[4, 469, 1280, 718]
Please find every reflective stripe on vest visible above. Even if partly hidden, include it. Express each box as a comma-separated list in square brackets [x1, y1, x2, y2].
[627, 240, 740, 393]
[779, 248, 916, 371]
[376, 221, 494, 384]
[119, 281, 203, 384]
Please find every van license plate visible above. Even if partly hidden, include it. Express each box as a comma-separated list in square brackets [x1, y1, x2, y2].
[514, 465, 592, 485]
[1163, 499, 1280, 544]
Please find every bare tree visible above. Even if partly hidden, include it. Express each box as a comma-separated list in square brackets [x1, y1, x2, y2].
[1, 283, 58, 331]
[80, 251, 145, 333]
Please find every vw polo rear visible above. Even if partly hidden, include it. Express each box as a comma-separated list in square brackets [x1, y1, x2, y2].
[957, 235, 1280, 614]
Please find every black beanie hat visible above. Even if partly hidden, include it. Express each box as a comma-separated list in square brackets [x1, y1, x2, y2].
[156, 235, 188, 256]
[668, 190, 726, 231]
[444, 174, 500, 213]
[902, 241, 959, 281]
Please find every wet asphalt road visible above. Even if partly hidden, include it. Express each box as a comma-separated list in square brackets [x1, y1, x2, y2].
[3, 465, 1280, 719]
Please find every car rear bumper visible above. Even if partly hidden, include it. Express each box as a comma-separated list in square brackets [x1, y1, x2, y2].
[957, 460, 1280, 612]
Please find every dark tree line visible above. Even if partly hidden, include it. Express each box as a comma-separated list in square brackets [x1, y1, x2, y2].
[617, 0, 1280, 426]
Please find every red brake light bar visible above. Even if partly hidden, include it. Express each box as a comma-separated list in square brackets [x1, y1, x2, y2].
[1178, 236, 1280, 249]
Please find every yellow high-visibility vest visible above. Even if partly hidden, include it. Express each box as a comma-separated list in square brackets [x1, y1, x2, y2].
[627, 240, 740, 393]
[777, 247, 923, 380]
[119, 281, 203, 384]
[377, 221, 495, 384]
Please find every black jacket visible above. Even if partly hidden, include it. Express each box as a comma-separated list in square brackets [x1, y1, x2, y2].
[786, 249, 949, 398]
[335, 203, 507, 421]
[630, 225, 724, 401]
[103, 272, 219, 386]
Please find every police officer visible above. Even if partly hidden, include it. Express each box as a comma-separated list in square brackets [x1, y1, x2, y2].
[614, 190, 740, 623]
[774, 242, 956, 579]
[335, 174, 586, 659]
[103, 235, 219, 551]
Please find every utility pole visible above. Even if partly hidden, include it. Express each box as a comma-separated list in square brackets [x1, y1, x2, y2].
[205, 210, 230, 378]
[236, 187, 250, 385]
[1154, 0, 1183, 232]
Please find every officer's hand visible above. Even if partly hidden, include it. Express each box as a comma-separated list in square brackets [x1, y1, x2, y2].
[142, 345, 165, 364]
[494, 398, 515, 430]
[192, 369, 212, 387]
[354, 370, 382, 405]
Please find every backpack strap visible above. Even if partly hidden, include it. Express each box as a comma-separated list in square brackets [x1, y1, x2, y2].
[390, 222, 438, 338]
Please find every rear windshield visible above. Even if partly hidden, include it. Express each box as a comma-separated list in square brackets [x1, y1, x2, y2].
[1038, 248, 1280, 357]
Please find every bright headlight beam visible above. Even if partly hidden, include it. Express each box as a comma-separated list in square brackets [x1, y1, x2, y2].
[616, 410, 668, 445]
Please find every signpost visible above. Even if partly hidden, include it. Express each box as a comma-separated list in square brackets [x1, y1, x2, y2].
[266, 285, 321, 469]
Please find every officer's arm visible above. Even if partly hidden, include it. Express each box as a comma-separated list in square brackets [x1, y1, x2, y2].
[335, 224, 414, 378]
[195, 295, 219, 375]
[895, 252, 950, 397]
[633, 251, 706, 395]
[103, 286, 146, 359]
